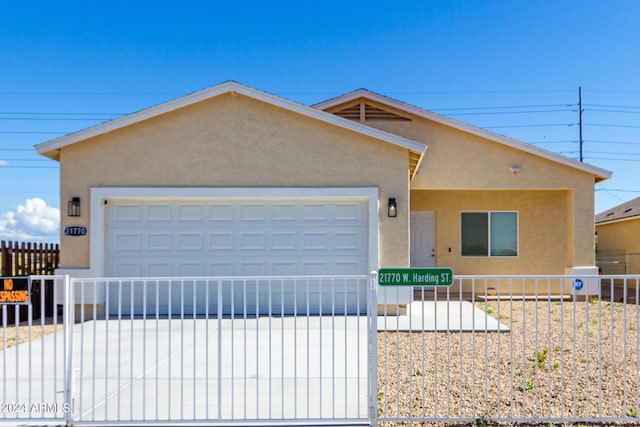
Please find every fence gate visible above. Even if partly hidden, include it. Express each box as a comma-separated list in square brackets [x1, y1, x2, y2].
[1, 275, 71, 424]
[2, 274, 374, 426]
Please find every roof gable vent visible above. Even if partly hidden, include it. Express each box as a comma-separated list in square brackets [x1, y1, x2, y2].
[332, 101, 411, 122]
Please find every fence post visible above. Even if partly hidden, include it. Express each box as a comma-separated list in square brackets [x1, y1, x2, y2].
[1, 241, 9, 276]
[63, 275, 75, 425]
[368, 271, 379, 427]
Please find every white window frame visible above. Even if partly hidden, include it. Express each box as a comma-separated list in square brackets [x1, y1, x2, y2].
[460, 211, 519, 258]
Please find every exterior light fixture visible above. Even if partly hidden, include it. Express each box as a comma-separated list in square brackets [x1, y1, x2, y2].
[68, 197, 81, 217]
[388, 198, 397, 217]
[508, 165, 521, 175]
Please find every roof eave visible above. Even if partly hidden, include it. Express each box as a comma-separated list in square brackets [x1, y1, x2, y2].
[596, 215, 640, 226]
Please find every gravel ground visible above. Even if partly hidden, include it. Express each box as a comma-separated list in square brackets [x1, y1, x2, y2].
[378, 298, 640, 425]
[0, 317, 63, 350]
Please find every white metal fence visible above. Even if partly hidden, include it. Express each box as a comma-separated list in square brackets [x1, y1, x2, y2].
[2, 275, 373, 425]
[1, 275, 70, 424]
[3, 274, 640, 425]
[375, 274, 640, 425]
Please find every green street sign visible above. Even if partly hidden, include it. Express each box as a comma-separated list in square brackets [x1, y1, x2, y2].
[378, 268, 454, 287]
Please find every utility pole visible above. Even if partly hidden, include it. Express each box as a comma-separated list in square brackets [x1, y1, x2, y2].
[579, 86, 584, 162]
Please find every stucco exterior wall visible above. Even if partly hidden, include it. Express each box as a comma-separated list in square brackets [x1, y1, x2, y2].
[364, 113, 597, 268]
[597, 219, 640, 274]
[411, 190, 570, 276]
[58, 92, 410, 270]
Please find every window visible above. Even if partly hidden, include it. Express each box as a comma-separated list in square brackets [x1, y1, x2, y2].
[461, 212, 518, 257]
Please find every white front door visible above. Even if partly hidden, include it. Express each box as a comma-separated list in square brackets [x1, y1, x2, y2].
[410, 211, 436, 267]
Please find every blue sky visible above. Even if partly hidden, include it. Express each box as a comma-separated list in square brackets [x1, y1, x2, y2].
[1, 0, 639, 242]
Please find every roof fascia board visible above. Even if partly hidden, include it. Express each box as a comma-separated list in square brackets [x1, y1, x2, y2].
[315, 90, 612, 181]
[36, 82, 425, 157]
[596, 215, 640, 226]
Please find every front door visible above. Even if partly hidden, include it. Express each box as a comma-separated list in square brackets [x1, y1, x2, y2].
[410, 211, 436, 267]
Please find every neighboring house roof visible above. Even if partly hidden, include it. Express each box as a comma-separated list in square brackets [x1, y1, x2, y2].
[314, 89, 612, 183]
[35, 81, 427, 164]
[596, 196, 640, 225]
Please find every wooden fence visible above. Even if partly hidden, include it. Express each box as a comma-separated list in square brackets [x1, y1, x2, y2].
[1, 240, 60, 319]
[1, 240, 59, 277]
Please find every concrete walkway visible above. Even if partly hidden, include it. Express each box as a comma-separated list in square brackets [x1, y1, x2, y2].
[378, 301, 509, 332]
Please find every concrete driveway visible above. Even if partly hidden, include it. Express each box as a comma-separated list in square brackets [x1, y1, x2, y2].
[2, 315, 370, 424]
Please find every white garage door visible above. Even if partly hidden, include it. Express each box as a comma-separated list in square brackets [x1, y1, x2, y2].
[106, 199, 369, 315]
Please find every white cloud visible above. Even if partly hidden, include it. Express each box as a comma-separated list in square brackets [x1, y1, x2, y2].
[0, 198, 60, 242]
[0, 160, 8, 166]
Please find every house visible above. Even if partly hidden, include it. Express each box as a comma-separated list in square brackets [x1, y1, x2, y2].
[596, 196, 640, 274]
[36, 81, 611, 314]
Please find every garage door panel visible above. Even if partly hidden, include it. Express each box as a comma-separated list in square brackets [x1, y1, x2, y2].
[147, 263, 172, 277]
[209, 232, 234, 250]
[146, 205, 172, 222]
[271, 261, 297, 276]
[177, 233, 204, 251]
[107, 198, 369, 315]
[111, 232, 141, 252]
[208, 204, 234, 221]
[238, 232, 266, 251]
[238, 204, 266, 221]
[147, 233, 172, 251]
[177, 204, 203, 221]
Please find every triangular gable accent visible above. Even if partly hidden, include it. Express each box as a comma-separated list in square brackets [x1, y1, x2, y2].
[35, 82, 427, 175]
[329, 99, 412, 122]
[315, 89, 612, 183]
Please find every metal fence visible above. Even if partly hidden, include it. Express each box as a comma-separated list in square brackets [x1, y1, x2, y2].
[376, 274, 640, 425]
[1, 276, 70, 424]
[3, 274, 640, 426]
[2, 275, 373, 425]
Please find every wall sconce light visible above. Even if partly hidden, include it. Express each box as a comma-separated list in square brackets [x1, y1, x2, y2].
[388, 198, 397, 217]
[508, 165, 521, 175]
[68, 197, 81, 217]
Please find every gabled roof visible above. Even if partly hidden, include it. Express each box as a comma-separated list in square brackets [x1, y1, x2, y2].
[314, 89, 612, 183]
[36, 81, 426, 164]
[596, 196, 640, 225]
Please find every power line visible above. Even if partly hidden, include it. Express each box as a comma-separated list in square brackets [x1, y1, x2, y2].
[585, 157, 640, 162]
[585, 151, 640, 157]
[430, 103, 576, 111]
[0, 111, 125, 116]
[586, 123, 640, 129]
[0, 117, 115, 121]
[587, 139, 640, 146]
[529, 140, 577, 144]
[596, 188, 640, 193]
[584, 103, 640, 110]
[586, 108, 640, 114]
[0, 159, 50, 162]
[443, 109, 575, 117]
[484, 123, 577, 129]
[0, 131, 67, 135]
[0, 91, 182, 96]
[0, 165, 58, 169]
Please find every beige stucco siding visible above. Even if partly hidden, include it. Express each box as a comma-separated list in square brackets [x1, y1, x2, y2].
[59, 92, 410, 269]
[597, 219, 640, 274]
[364, 113, 597, 268]
[411, 190, 570, 275]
